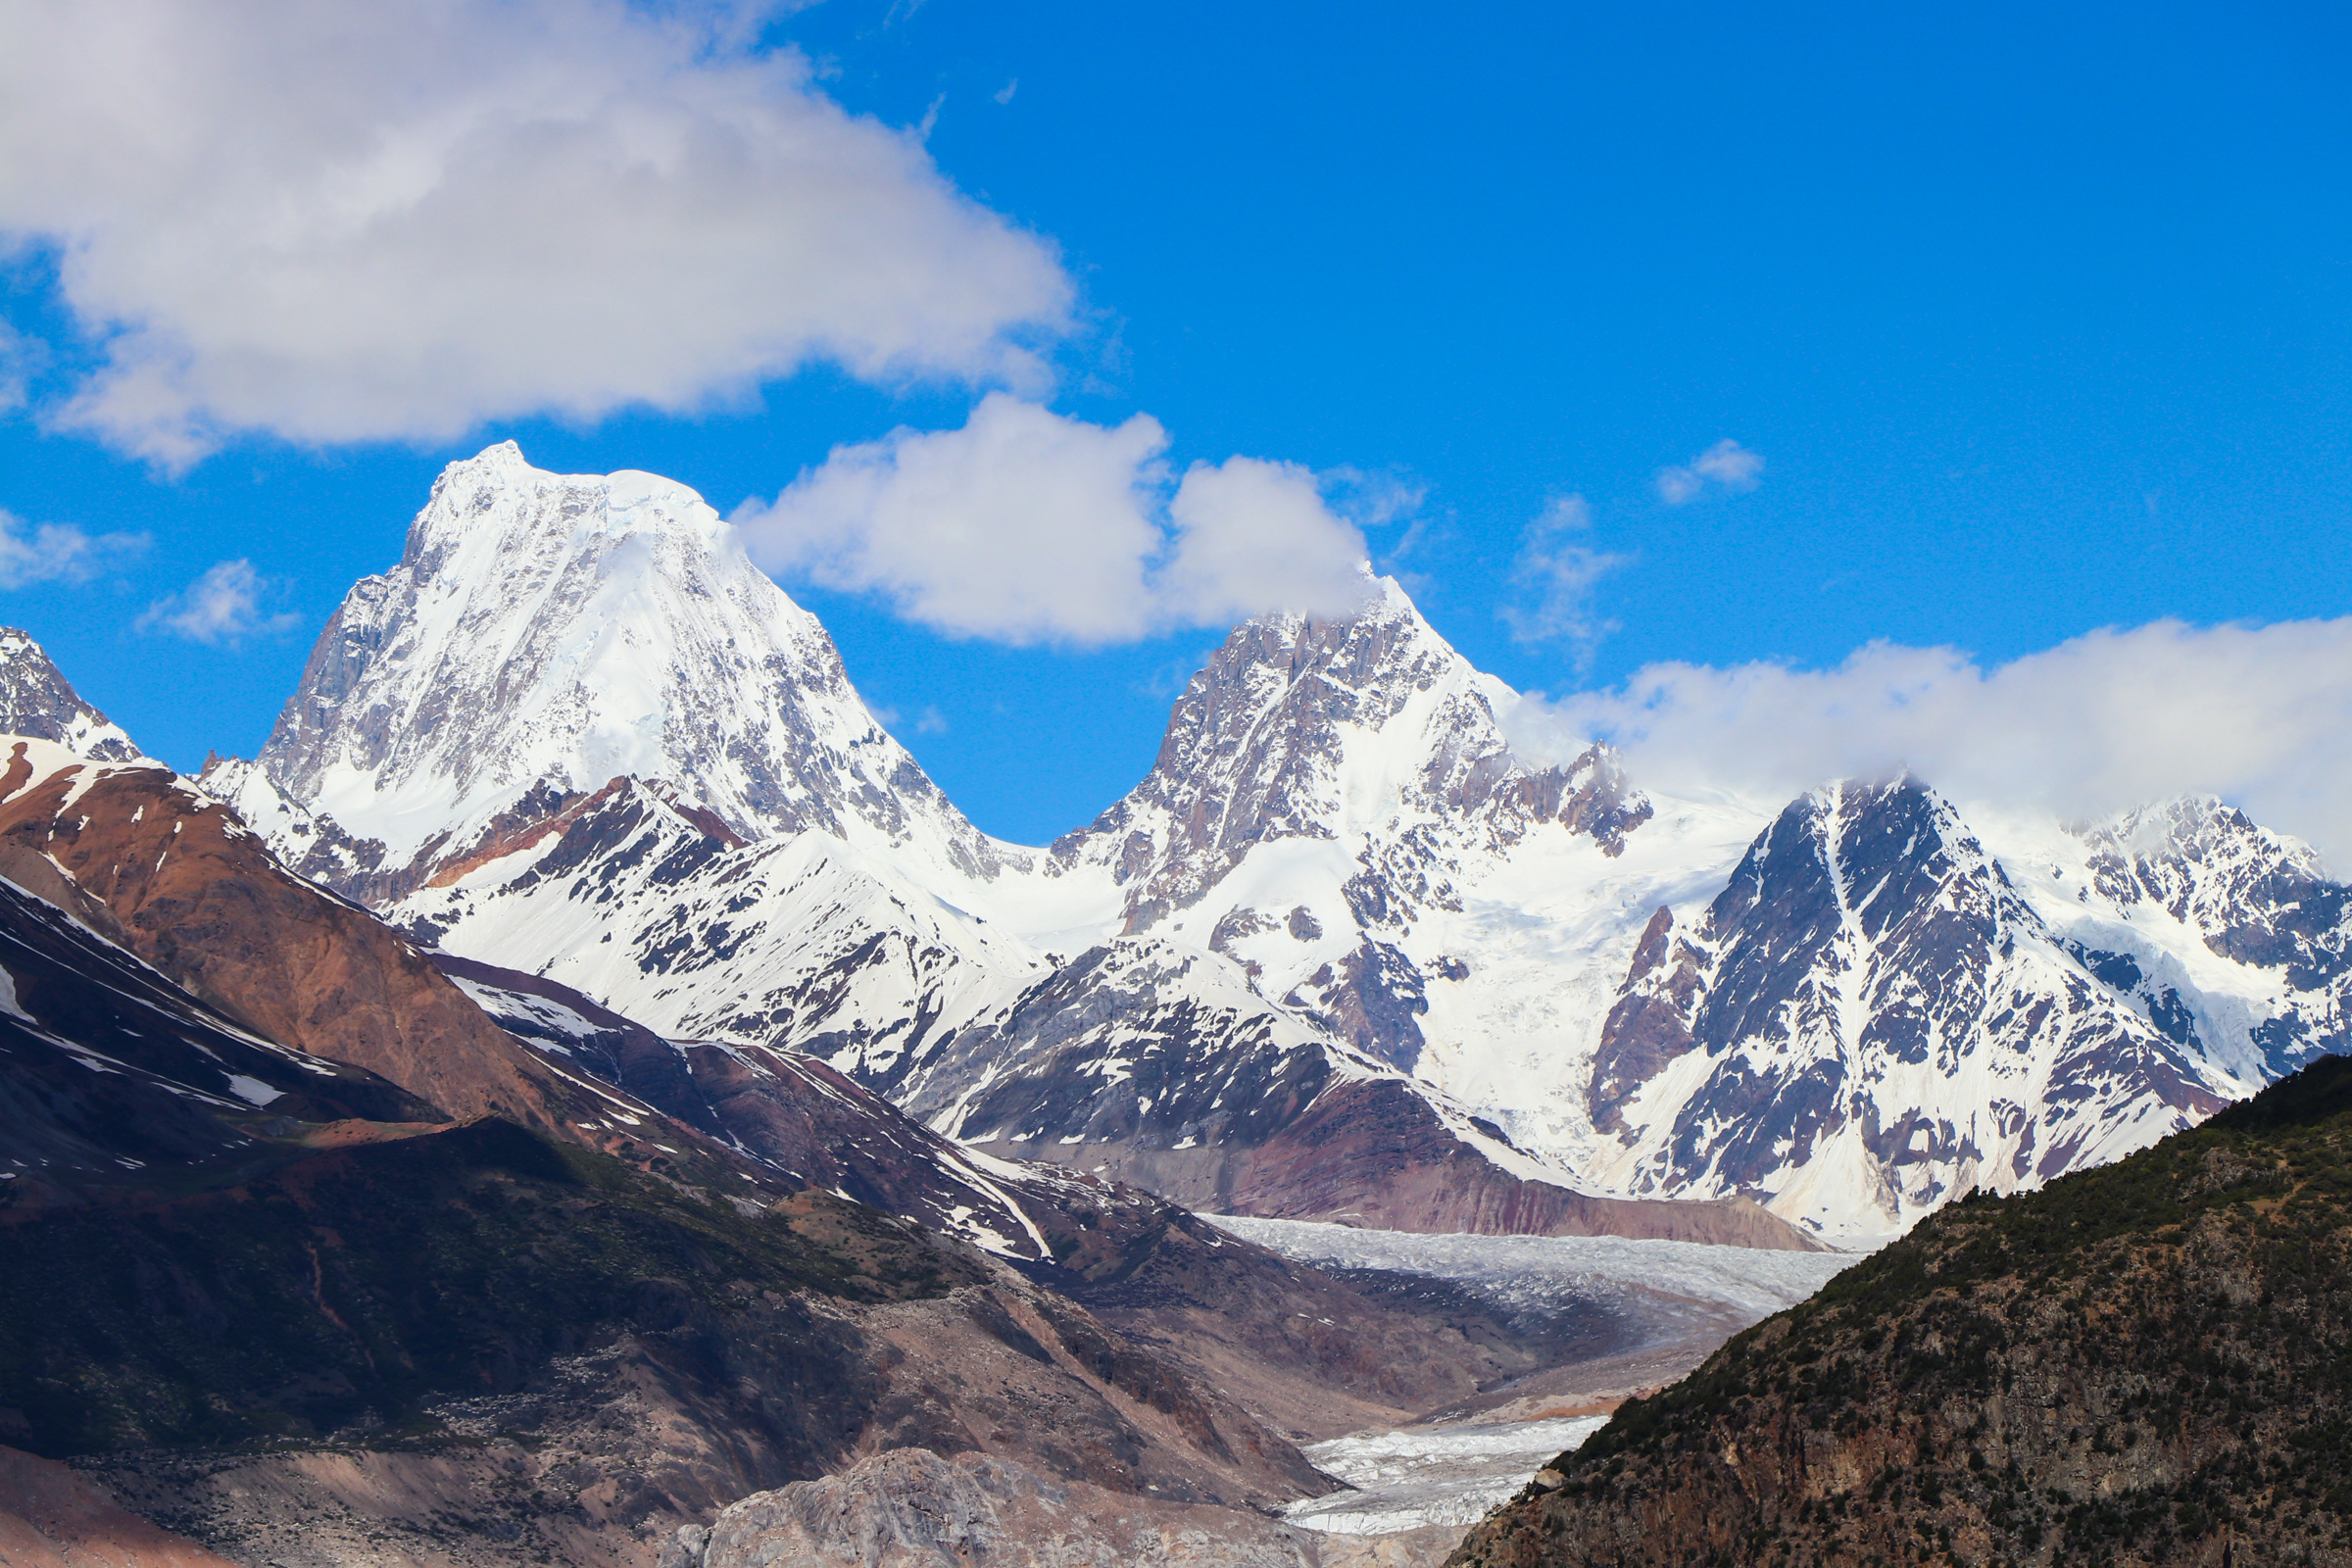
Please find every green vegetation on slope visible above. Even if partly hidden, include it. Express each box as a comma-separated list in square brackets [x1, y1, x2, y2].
[1453, 1054, 2352, 1568]
[0, 1118, 986, 1456]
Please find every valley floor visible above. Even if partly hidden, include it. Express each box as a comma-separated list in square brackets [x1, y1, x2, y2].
[1210, 1218, 1862, 1545]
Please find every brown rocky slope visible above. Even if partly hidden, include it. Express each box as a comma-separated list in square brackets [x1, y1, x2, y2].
[1448, 1052, 2352, 1568]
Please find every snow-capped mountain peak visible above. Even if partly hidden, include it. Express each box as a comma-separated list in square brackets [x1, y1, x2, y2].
[228, 442, 1020, 901]
[1051, 574, 1649, 929]
[0, 627, 141, 762]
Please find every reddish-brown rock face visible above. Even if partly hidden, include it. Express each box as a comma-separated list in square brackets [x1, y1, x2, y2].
[0, 1446, 245, 1568]
[1220, 1078, 1825, 1250]
[0, 746, 570, 1134]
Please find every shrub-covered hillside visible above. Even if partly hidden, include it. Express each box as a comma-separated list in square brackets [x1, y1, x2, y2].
[1451, 1054, 2352, 1568]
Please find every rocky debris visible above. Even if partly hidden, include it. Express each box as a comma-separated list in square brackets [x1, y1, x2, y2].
[0, 631, 140, 763]
[660, 1448, 1472, 1568]
[661, 1446, 1323, 1568]
[976, 1069, 1818, 1250]
[12, 1112, 1332, 1567]
[1448, 1053, 2352, 1567]
[0, 1446, 240, 1568]
[440, 950, 1698, 1451]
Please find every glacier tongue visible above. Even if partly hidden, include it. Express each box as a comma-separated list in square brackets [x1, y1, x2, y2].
[238, 441, 1024, 901]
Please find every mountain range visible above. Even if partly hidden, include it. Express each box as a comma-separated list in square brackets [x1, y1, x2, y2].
[2, 440, 2346, 1567]
[185, 443, 2349, 1244]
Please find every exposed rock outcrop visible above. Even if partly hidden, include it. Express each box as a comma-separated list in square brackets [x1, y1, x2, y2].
[0, 629, 140, 763]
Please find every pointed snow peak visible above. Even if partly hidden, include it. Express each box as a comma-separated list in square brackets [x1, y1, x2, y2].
[403, 443, 745, 592]
[0, 627, 141, 762]
[1055, 573, 1650, 928]
[249, 452, 1019, 904]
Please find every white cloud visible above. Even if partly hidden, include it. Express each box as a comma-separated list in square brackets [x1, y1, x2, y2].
[0, 0, 1071, 466]
[1504, 618, 2352, 867]
[1159, 456, 1375, 629]
[0, 319, 39, 411]
[136, 560, 304, 646]
[733, 393, 1374, 644]
[0, 508, 148, 588]
[1499, 496, 1630, 661]
[1656, 439, 1765, 505]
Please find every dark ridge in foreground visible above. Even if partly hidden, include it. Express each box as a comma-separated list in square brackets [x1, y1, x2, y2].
[1450, 1054, 2352, 1568]
[0, 1117, 975, 1457]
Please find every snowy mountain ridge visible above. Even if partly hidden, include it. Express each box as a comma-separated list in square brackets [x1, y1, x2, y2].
[196, 444, 2352, 1241]
[0, 628, 141, 763]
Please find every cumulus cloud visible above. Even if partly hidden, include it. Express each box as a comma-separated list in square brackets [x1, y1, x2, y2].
[0, 508, 148, 588]
[0, 0, 1071, 466]
[1656, 439, 1765, 504]
[733, 393, 1375, 644]
[136, 561, 304, 646]
[1503, 618, 2352, 866]
[1500, 495, 1631, 661]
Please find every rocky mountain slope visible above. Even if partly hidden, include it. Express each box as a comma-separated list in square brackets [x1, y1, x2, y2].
[11, 1118, 1331, 1568]
[0, 738, 717, 1170]
[0, 1446, 242, 1568]
[1448, 1052, 2352, 1567]
[389, 754, 1814, 1248]
[0, 659, 1684, 1567]
[0, 802, 439, 1210]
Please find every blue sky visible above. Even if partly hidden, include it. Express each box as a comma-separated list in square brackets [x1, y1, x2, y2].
[1, 0, 2347, 848]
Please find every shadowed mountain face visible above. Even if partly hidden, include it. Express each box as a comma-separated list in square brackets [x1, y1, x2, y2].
[1449, 1054, 2352, 1568]
[0, 868, 439, 1210]
[2, 1119, 1336, 1566]
[1581, 778, 2241, 1236]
